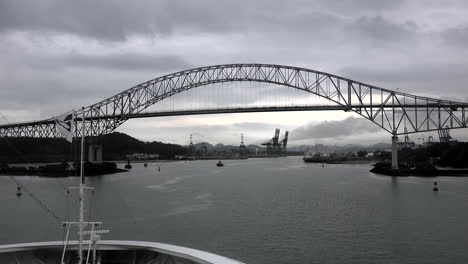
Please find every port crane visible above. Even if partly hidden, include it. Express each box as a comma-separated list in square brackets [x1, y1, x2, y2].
[261, 129, 289, 154]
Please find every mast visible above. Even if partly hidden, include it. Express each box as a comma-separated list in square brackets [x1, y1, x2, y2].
[79, 106, 85, 264]
[60, 107, 106, 264]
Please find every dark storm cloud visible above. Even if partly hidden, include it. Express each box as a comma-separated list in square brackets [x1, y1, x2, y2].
[442, 25, 468, 47]
[291, 117, 381, 141]
[27, 53, 190, 71]
[315, 0, 405, 13]
[341, 63, 468, 84]
[0, 0, 237, 41]
[0, 0, 421, 44]
[0, 0, 337, 43]
[340, 63, 468, 99]
[0, 39, 189, 115]
[346, 16, 418, 44]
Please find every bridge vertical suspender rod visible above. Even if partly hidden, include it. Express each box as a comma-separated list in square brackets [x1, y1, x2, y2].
[392, 93, 395, 133]
[347, 81, 351, 110]
[370, 88, 373, 118]
[381, 90, 384, 127]
[415, 97, 418, 132]
[462, 107, 466, 127]
[426, 101, 429, 131]
[438, 105, 441, 129]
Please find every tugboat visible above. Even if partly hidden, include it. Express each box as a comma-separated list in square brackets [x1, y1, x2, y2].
[125, 160, 132, 169]
[216, 160, 224, 167]
[433, 181, 439, 191]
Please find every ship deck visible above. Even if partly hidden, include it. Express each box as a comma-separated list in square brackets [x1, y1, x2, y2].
[0, 240, 244, 264]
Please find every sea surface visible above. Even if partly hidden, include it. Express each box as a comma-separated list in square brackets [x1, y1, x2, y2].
[1, 157, 468, 264]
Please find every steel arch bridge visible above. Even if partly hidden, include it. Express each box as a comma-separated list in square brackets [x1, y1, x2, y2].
[1, 63, 467, 138]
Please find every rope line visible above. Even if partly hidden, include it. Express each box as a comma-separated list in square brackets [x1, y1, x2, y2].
[0, 112, 78, 223]
[6, 174, 62, 222]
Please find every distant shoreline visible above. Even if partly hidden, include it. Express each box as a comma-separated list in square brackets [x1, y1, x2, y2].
[369, 163, 468, 177]
[0, 162, 127, 177]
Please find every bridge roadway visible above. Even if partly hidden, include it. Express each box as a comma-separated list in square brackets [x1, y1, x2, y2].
[1, 104, 465, 128]
[80, 104, 468, 121]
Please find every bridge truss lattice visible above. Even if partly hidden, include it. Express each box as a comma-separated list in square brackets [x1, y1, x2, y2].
[1, 64, 467, 138]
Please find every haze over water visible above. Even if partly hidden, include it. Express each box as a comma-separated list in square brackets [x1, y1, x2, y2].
[1, 157, 468, 263]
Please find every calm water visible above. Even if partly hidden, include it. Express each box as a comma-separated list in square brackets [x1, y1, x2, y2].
[1, 157, 468, 263]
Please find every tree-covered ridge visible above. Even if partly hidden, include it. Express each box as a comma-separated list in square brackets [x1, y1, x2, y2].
[0, 132, 187, 163]
[399, 142, 468, 168]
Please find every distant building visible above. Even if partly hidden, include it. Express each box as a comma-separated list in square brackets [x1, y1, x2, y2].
[126, 153, 159, 160]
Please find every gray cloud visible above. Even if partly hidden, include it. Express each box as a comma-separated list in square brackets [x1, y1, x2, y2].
[291, 117, 382, 141]
[0, 0, 237, 41]
[118, 119, 280, 145]
[1, 0, 468, 145]
[315, 0, 405, 13]
[28, 53, 190, 71]
[340, 63, 468, 98]
[0, 0, 436, 45]
[442, 25, 468, 47]
[346, 16, 418, 45]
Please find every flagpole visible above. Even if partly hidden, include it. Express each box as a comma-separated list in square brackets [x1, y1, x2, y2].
[79, 106, 85, 264]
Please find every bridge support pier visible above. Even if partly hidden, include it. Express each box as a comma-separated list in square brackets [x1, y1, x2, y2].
[391, 135, 399, 170]
[88, 144, 103, 163]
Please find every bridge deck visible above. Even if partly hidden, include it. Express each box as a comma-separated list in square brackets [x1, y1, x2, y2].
[1, 104, 466, 128]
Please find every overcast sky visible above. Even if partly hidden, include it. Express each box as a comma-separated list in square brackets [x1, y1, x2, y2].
[1, 0, 467, 146]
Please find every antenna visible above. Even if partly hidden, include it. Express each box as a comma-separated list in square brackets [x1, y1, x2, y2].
[188, 134, 195, 154]
[239, 133, 246, 156]
[79, 107, 85, 264]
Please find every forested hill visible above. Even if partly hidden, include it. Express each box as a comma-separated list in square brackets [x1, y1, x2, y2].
[0, 132, 187, 163]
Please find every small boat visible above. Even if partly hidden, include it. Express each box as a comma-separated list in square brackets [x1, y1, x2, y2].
[216, 160, 224, 167]
[125, 160, 132, 169]
[433, 181, 438, 191]
[144, 163, 148, 167]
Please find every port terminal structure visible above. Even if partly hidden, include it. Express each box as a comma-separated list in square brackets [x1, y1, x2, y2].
[2, 64, 468, 170]
[261, 129, 289, 155]
[185, 134, 249, 160]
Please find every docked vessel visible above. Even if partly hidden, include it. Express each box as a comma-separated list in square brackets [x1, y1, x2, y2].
[303, 151, 330, 163]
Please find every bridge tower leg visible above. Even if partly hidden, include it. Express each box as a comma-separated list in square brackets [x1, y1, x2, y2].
[391, 135, 399, 170]
[87, 144, 103, 163]
[88, 144, 94, 162]
[96, 145, 103, 163]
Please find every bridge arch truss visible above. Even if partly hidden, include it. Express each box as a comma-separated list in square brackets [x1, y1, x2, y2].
[1, 63, 467, 138]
